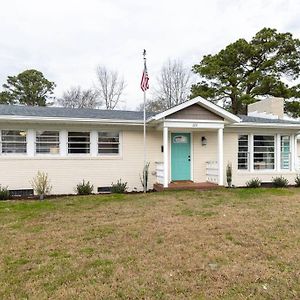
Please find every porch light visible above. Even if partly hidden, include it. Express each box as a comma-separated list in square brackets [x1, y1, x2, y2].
[201, 136, 207, 146]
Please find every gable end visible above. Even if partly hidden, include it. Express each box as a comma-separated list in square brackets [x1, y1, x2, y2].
[166, 104, 223, 121]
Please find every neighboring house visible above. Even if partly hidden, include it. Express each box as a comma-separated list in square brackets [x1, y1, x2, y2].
[0, 96, 299, 195]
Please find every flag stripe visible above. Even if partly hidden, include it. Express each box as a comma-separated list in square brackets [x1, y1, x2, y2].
[141, 63, 149, 92]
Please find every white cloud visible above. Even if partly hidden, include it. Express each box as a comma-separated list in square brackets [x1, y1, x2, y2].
[0, 0, 300, 109]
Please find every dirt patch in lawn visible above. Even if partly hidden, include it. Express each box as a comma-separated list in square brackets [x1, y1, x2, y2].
[0, 188, 300, 299]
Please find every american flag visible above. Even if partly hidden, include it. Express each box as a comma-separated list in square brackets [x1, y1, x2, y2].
[140, 60, 149, 92]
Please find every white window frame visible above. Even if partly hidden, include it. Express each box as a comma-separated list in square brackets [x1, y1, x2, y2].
[280, 135, 291, 170]
[253, 134, 275, 171]
[0, 129, 27, 155]
[35, 130, 60, 155]
[238, 134, 249, 170]
[238, 133, 296, 173]
[0, 129, 123, 159]
[98, 131, 121, 156]
[67, 131, 91, 155]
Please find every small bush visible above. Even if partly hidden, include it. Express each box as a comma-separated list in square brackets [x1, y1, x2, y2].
[76, 180, 94, 195]
[226, 162, 232, 187]
[295, 175, 300, 187]
[111, 179, 128, 194]
[0, 185, 10, 200]
[272, 176, 288, 188]
[140, 162, 150, 192]
[246, 178, 261, 188]
[31, 171, 52, 200]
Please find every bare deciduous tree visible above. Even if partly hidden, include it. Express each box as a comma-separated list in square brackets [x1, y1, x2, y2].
[136, 59, 192, 113]
[136, 99, 168, 113]
[154, 59, 192, 109]
[95, 65, 125, 110]
[58, 86, 100, 109]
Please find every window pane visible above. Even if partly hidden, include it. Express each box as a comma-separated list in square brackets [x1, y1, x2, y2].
[281, 136, 290, 170]
[253, 135, 274, 170]
[98, 132, 119, 154]
[238, 135, 248, 170]
[1, 130, 27, 153]
[36, 131, 60, 154]
[68, 132, 90, 154]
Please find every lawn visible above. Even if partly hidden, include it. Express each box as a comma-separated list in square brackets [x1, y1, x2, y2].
[0, 188, 300, 299]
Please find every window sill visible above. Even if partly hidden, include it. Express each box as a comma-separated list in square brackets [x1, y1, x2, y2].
[237, 170, 297, 174]
[0, 153, 27, 156]
[0, 155, 123, 160]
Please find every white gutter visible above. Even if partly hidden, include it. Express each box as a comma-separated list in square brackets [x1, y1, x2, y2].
[0, 115, 145, 126]
[229, 122, 300, 128]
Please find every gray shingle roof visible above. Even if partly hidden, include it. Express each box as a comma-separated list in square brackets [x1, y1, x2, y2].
[0, 105, 299, 125]
[238, 115, 300, 124]
[0, 104, 154, 121]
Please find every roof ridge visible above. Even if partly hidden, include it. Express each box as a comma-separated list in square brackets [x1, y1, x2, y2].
[0, 104, 142, 114]
[0, 104, 156, 121]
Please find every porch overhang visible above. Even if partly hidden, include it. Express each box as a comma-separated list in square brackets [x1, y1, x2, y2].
[149, 96, 241, 124]
[162, 122, 224, 188]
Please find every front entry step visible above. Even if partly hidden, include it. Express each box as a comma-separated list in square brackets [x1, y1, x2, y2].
[153, 181, 219, 191]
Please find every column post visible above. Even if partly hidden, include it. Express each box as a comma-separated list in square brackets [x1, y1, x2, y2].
[249, 133, 254, 172]
[60, 130, 68, 156]
[276, 134, 281, 171]
[90, 131, 98, 157]
[163, 126, 169, 187]
[291, 134, 295, 171]
[218, 128, 224, 186]
[27, 129, 35, 157]
[294, 135, 298, 171]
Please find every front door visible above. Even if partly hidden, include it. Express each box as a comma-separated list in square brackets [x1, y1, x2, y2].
[171, 133, 191, 181]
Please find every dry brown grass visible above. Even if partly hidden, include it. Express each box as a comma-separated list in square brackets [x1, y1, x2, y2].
[0, 188, 300, 299]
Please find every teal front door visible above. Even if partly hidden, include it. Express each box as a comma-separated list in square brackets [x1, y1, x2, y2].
[171, 133, 191, 181]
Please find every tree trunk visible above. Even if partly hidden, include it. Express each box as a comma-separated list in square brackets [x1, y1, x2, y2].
[230, 94, 239, 115]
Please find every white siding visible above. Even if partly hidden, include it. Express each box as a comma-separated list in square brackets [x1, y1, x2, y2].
[0, 121, 299, 193]
[224, 129, 298, 186]
[193, 131, 218, 182]
[0, 123, 163, 193]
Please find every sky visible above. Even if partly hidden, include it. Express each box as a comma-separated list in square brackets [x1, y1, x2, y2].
[1, 0, 300, 110]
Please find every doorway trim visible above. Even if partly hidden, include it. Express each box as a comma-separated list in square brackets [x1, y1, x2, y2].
[170, 132, 193, 181]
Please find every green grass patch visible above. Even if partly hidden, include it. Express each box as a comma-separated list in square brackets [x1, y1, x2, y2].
[180, 208, 217, 217]
[1, 189, 300, 299]
[88, 259, 115, 278]
[80, 247, 95, 255]
[230, 187, 293, 200]
[83, 225, 116, 241]
[48, 250, 71, 259]
[4, 256, 30, 268]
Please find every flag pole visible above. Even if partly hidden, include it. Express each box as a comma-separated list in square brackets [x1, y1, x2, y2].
[143, 50, 147, 193]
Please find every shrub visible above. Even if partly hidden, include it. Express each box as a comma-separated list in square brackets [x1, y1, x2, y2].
[246, 178, 261, 188]
[76, 180, 94, 195]
[0, 185, 10, 200]
[226, 162, 232, 187]
[295, 175, 300, 187]
[140, 162, 150, 192]
[272, 176, 288, 188]
[111, 179, 128, 194]
[31, 171, 52, 200]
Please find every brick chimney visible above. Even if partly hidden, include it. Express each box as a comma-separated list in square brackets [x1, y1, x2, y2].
[247, 97, 284, 119]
